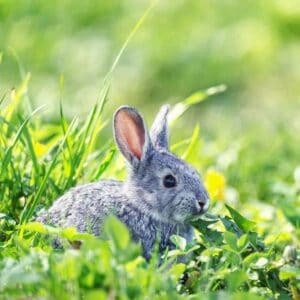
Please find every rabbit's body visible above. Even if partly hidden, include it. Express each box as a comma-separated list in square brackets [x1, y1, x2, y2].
[37, 105, 209, 259]
[37, 179, 193, 259]
[37, 180, 122, 235]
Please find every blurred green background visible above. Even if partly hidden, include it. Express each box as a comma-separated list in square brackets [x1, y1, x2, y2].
[1, 0, 300, 201]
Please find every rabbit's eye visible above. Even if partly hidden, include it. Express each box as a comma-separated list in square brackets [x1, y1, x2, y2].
[163, 174, 177, 188]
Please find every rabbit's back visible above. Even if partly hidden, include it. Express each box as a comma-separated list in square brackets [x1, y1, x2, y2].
[36, 180, 123, 235]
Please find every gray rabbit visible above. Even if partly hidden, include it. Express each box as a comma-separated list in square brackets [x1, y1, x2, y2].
[36, 105, 209, 260]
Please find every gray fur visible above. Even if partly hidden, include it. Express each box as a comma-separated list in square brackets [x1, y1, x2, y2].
[36, 105, 209, 259]
[150, 104, 170, 149]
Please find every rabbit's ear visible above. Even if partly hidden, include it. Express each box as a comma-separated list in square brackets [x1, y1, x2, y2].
[150, 104, 170, 149]
[114, 106, 153, 166]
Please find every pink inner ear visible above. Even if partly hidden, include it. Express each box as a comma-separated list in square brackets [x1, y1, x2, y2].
[116, 110, 145, 160]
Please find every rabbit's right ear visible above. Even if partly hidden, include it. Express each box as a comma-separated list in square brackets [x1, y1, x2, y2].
[150, 104, 170, 149]
[114, 106, 153, 167]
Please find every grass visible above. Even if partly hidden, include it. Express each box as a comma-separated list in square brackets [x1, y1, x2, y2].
[0, 74, 299, 299]
[0, 4, 300, 299]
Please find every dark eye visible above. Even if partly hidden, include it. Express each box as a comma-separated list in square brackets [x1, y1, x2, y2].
[163, 174, 177, 188]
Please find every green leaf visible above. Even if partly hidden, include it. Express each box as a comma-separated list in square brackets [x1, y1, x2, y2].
[104, 215, 130, 251]
[169, 263, 186, 281]
[225, 204, 256, 232]
[192, 217, 223, 246]
[199, 247, 222, 263]
[167, 249, 183, 258]
[248, 231, 265, 250]
[253, 257, 269, 269]
[280, 204, 300, 228]
[220, 216, 243, 237]
[225, 252, 241, 266]
[237, 234, 249, 251]
[60, 227, 90, 241]
[170, 235, 187, 251]
[279, 265, 300, 280]
[224, 231, 238, 251]
[83, 290, 107, 300]
[225, 270, 248, 291]
[23, 222, 48, 234]
[243, 253, 268, 269]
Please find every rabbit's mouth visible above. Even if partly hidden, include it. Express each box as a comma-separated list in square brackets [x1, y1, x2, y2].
[186, 213, 207, 222]
[185, 200, 210, 222]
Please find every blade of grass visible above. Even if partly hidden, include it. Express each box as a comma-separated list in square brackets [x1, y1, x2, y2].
[181, 124, 200, 160]
[71, 88, 109, 182]
[0, 107, 44, 204]
[58, 74, 71, 156]
[20, 117, 77, 225]
[94, 147, 116, 180]
[9, 48, 34, 114]
[21, 122, 40, 176]
[0, 106, 44, 179]
[19, 0, 159, 224]
[71, 85, 109, 178]
[107, 0, 159, 80]
[168, 84, 226, 126]
[58, 74, 76, 187]
[93, 0, 159, 117]
[67, 0, 159, 184]
[0, 115, 17, 137]
[0, 92, 7, 107]
[4, 73, 31, 125]
[170, 138, 191, 152]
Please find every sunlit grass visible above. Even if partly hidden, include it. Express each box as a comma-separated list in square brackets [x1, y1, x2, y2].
[0, 74, 299, 299]
[0, 2, 300, 299]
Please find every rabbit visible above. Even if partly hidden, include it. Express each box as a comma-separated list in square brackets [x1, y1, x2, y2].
[36, 105, 210, 260]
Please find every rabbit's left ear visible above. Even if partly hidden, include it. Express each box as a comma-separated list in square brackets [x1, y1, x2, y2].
[150, 104, 170, 149]
[114, 106, 153, 168]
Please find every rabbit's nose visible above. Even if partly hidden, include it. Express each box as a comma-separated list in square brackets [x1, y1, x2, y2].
[198, 200, 205, 209]
[198, 199, 209, 213]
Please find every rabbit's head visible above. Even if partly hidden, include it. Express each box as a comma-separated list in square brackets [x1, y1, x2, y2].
[113, 105, 209, 224]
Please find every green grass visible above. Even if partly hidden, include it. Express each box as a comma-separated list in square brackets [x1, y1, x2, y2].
[1, 3, 300, 299]
[0, 74, 299, 299]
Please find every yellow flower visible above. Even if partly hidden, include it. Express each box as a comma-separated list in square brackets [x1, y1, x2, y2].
[33, 141, 49, 158]
[204, 169, 226, 201]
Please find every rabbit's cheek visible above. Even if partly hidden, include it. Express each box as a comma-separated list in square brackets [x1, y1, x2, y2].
[171, 194, 198, 222]
[191, 203, 201, 216]
[173, 211, 187, 223]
